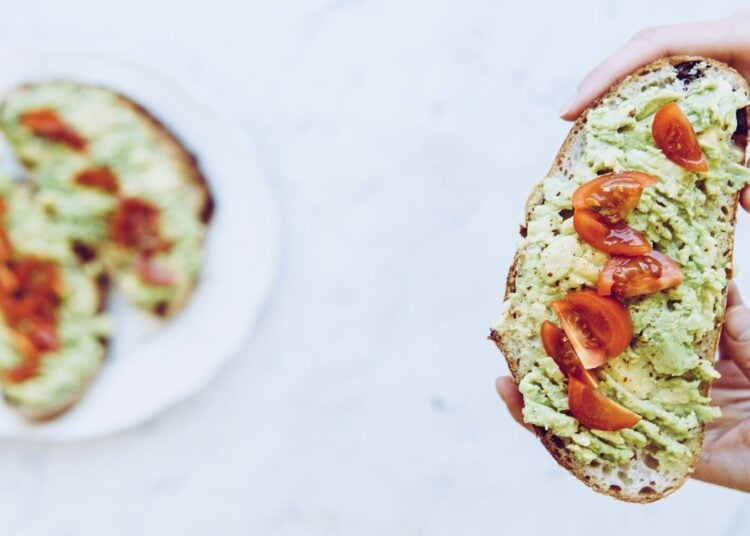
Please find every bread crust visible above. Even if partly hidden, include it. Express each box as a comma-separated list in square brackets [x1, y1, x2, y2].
[490, 56, 748, 503]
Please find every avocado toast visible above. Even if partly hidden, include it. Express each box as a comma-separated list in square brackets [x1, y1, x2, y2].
[0, 81, 214, 317]
[0, 179, 109, 420]
[491, 57, 750, 502]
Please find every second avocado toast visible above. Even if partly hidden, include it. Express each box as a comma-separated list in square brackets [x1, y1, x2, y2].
[0, 81, 214, 420]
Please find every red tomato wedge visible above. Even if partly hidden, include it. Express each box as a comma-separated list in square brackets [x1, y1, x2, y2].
[551, 299, 608, 369]
[566, 291, 633, 359]
[572, 172, 658, 223]
[135, 256, 175, 287]
[652, 102, 708, 172]
[598, 250, 683, 298]
[0, 258, 63, 384]
[111, 198, 171, 255]
[75, 167, 119, 194]
[4, 344, 41, 384]
[540, 321, 598, 388]
[20, 108, 86, 151]
[573, 209, 651, 255]
[567, 377, 641, 431]
[552, 291, 633, 369]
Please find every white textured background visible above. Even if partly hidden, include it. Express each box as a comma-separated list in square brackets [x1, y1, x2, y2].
[0, 1, 748, 535]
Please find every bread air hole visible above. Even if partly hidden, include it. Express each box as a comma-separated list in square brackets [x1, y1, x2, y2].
[72, 241, 96, 263]
[644, 455, 660, 469]
[732, 108, 748, 149]
[674, 60, 704, 84]
[558, 209, 574, 221]
[154, 301, 169, 317]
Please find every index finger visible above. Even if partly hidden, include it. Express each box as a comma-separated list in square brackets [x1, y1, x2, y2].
[560, 20, 737, 120]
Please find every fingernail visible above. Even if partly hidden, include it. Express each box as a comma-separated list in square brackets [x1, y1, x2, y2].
[726, 306, 750, 342]
[559, 93, 578, 117]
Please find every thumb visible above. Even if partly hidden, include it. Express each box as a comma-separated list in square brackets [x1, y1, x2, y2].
[721, 302, 750, 379]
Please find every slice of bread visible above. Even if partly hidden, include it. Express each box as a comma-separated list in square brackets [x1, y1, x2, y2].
[0, 182, 110, 420]
[0, 81, 214, 318]
[491, 56, 750, 502]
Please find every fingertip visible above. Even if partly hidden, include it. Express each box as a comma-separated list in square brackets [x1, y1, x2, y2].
[741, 187, 750, 212]
[558, 94, 582, 121]
[728, 281, 743, 308]
[724, 305, 750, 342]
[496, 376, 523, 410]
[495, 376, 515, 399]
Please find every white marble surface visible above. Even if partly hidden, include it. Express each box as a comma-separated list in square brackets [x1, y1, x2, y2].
[0, 1, 748, 534]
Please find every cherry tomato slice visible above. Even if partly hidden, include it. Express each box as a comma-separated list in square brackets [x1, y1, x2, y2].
[598, 250, 683, 298]
[4, 343, 41, 385]
[565, 291, 633, 359]
[551, 299, 608, 369]
[572, 172, 658, 223]
[20, 108, 86, 151]
[540, 321, 598, 388]
[111, 198, 171, 255]
[552, 291, 633, 369]
[567, 377, 641, 431]
[135, 256, 175, 287]
[573, 209, 651, 255]
[75, 167, 120, 194]
[652, 102, 708, 172]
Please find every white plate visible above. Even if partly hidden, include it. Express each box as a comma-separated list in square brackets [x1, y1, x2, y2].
[0, 49, 280, 441]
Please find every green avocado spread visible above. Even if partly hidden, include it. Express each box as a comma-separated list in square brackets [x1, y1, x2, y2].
[495, 68, 750, 469]
[0, 180, 110, 411]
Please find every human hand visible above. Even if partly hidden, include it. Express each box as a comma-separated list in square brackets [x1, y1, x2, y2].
[497, 283, 750, 492]
[557, 9, 750, 210]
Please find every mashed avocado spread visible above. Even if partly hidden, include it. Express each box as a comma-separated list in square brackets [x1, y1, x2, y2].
[495, 72, 750, 469]
[0, 180, 110, 411]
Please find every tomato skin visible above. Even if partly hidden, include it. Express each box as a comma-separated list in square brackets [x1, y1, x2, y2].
[567, 377, 641, 431]
[565, 291, 633, 359]
[572, 172, 658, 223]
[540, 321, 598, 388]
[573, 209, 652, 255]
[135, 256, 175, 287]
[20, 108, 86, 151]
[552, 291, 633, 369]
[652, 102, 708, 172]
[598, 250, 683, 298]
[0, 258, 64, 384]
[551, 299, 609, 369]
[110, 198, 171, 255]
[75, 167, 119, 194]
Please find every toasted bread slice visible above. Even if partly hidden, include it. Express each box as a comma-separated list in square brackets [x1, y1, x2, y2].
[0, 81, 213, 318]
[491, 56, 750, 502]
[0, 181, 109, 420]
